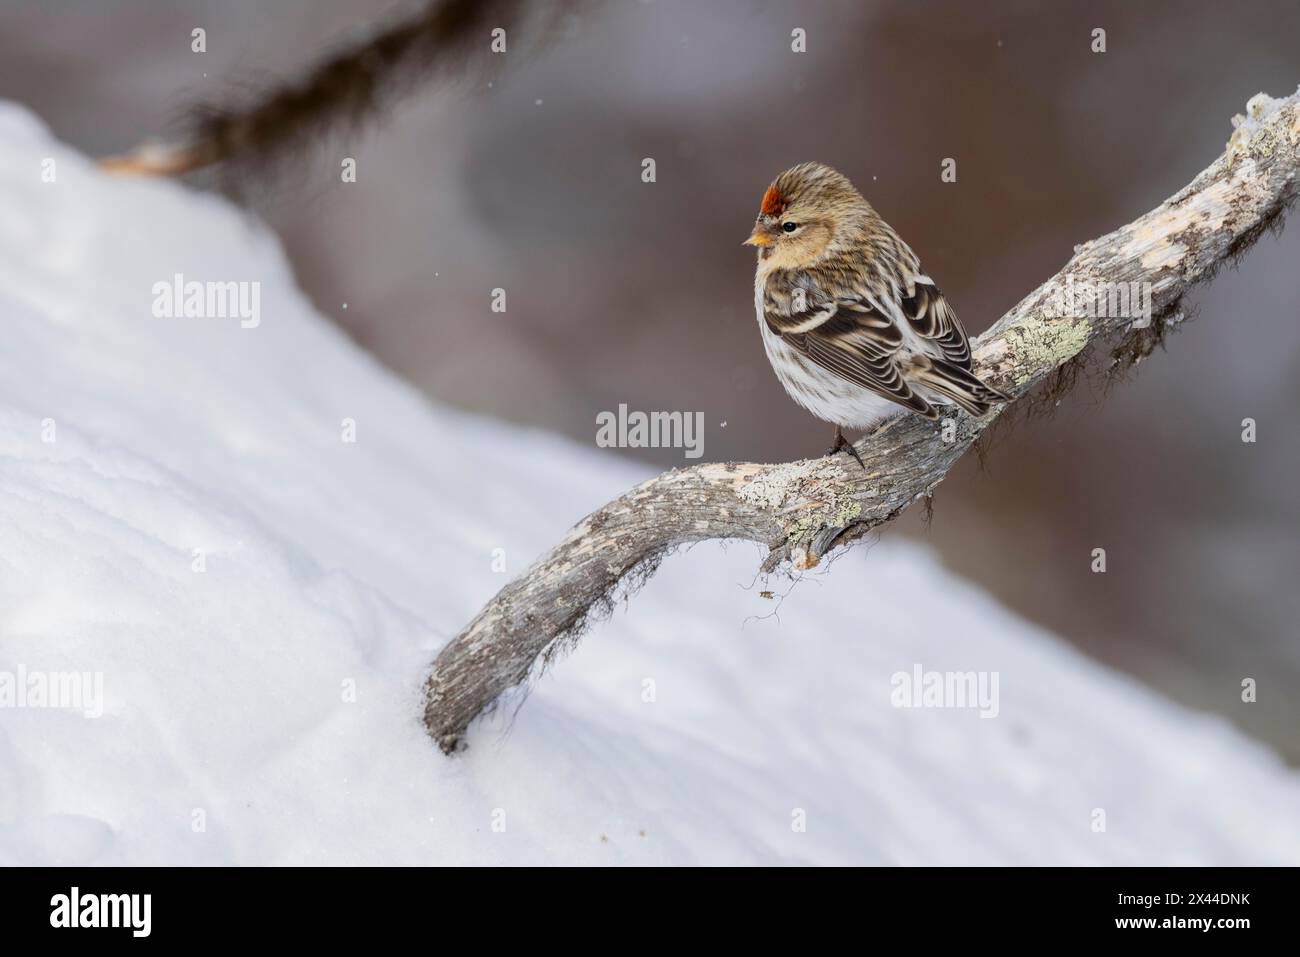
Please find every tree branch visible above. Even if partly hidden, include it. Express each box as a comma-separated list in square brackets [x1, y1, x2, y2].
[97, 0, 573, 180]
[424, 89, 1300, 754]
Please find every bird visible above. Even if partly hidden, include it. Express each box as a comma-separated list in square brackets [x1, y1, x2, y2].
[745, 162, 1007, 466]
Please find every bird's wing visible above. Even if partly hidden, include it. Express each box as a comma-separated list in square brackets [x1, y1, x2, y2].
[900, 274, 971, 368]
[764, 298, 937, 418]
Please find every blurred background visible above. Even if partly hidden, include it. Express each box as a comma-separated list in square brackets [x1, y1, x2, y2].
[2, 0, 1297, 758]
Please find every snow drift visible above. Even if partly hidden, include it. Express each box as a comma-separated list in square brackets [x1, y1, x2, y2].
[0, 102, 1297, 865]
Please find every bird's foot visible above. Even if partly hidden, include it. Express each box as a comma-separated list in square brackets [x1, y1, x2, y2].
[824, 426, 867, 469]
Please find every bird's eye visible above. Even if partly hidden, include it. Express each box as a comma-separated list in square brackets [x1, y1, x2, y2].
[782, 221, 799, 233]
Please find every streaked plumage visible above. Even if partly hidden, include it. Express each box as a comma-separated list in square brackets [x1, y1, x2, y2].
[745, 163, 1007, 450]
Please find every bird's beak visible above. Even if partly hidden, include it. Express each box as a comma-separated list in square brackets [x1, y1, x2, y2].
[743, 226, 773, 247]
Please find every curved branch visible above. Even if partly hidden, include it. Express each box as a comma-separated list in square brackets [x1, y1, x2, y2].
[424, 89, 1300, 754]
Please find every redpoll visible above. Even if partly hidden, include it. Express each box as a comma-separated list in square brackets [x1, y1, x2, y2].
[746, 162, 1007, 463]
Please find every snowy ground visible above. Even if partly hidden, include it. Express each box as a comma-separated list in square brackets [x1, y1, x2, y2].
[0, 102, 1297, 865]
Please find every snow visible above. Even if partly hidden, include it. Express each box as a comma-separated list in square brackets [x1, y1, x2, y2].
[1, 101, 1297, 865]
[1227, 86, 1300, 156]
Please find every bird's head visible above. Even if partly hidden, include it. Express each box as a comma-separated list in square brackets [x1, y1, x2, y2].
[744, 162, 870, 268]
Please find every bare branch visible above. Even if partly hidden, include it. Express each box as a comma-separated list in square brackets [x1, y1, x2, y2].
[424, 89, 1300, 754]
[97, 0, 575, 180]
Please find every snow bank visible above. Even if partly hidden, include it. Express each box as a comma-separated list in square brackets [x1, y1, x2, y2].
[0, 102, 1296, 865]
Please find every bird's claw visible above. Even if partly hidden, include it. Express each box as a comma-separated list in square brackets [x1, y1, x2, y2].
[824, 428, 867, 469]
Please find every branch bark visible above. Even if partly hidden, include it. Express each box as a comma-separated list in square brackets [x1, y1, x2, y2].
[424, 89, 1300, 754]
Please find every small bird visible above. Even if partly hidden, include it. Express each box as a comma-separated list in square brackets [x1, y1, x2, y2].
[745, 162, 1007, 465]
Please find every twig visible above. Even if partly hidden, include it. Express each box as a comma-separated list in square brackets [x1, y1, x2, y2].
[97, 0, 565, 179]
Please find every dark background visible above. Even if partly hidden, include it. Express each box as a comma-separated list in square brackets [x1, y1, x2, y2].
[2, 0, 1297, 758]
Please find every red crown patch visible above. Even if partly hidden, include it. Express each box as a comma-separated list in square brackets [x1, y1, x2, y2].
[760, 185, 786, 217]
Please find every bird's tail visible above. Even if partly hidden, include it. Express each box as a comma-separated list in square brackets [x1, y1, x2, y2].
[911, 356, 1009, 417]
